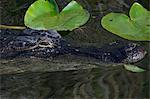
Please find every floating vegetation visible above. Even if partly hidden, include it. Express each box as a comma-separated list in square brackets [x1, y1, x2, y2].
[24, 0, 90, 31]
[101, 2, 150, 41]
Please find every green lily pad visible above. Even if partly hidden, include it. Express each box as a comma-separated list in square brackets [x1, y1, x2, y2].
[129, 3, 150, 26]
[24, 0, 59, 30]
[101, 2, 150, 41]
[24, 0, 90, 31]
[124, 64, 145, 72]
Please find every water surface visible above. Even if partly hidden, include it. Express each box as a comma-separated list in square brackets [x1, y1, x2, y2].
[0, 0, 149, 98]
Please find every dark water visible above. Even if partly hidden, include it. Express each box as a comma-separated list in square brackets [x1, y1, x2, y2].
[0, 0, 149, 99]
[0, 69, 148, 99]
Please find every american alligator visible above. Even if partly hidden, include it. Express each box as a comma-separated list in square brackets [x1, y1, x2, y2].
[0, 29, 147, 64]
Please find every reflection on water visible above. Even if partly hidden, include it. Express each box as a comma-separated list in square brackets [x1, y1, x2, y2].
[0, 0, 149, 98]
[1, 69, 148, 99]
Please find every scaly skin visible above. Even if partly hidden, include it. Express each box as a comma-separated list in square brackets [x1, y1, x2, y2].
[0, 29, 147, 63]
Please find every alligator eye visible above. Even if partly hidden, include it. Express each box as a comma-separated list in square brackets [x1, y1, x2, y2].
[39, 42, 49, 45]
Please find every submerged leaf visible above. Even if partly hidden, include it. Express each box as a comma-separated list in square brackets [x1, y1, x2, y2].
[101, 2, 150, 41]
[124, 64, 145, 72]
[24, 0, 90, 31]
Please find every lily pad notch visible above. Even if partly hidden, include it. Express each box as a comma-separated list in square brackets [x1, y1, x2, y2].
[101, 2, 150, 41]
[24, 0, 90, 31]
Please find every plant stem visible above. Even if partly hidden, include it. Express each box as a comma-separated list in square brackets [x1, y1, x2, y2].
[0, 25, 26, 30]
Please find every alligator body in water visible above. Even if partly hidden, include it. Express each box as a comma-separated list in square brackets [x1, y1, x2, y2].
[0, 29, 147, 64]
